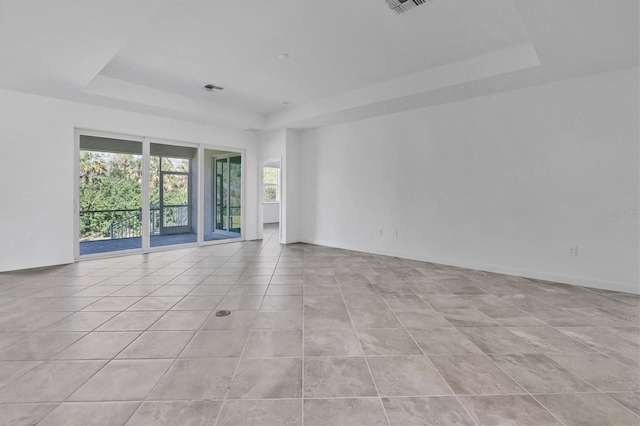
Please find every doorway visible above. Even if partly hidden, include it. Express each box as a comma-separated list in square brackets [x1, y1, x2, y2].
[261, 159, 281, 244]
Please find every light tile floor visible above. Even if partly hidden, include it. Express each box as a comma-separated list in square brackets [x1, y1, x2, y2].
[0, 224, 638, 425]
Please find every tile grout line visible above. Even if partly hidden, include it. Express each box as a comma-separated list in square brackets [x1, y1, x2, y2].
[456, 277, 638, 421]
[212, 236, 285, 426]
[118, 267, 242, 425]
[50, 286, 196, 423]
[1, 231, 638, 425]
[300, 249, 305, 426]
[481, 350, 569, 426]
[365, 268, 480, 426]
[336, 263, 393, 426]
[418, 278, 637, 423]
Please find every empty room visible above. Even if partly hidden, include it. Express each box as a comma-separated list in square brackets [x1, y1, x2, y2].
[0, 1, 638, 425]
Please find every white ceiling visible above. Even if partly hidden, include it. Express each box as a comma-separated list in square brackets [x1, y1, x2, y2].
[1, 0, 638, 131]
[99, 0, 530, 114]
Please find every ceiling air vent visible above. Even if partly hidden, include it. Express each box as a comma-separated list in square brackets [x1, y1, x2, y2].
[204, 84, 224, 92]
[386, 0, 429, 14]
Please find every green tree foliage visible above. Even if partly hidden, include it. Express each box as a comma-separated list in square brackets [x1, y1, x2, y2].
[263, 167, 278, 202]
[80, 152, 191, 240]
[80, 151, 143, 240]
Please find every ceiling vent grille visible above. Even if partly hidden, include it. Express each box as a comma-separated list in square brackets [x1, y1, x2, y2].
[386, 0, 429, 14]
[204, 84, 224, 92]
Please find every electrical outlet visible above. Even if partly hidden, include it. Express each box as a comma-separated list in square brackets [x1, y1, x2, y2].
[393, 229, 398, 238]
[379, 229, 384, 237]
[568, 246, 578, 256]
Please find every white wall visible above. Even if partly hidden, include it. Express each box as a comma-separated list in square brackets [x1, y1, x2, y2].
[285, 129, 301, 243]
[0, 89, 259, 272]
[300, 67, 639, 294]
[263, 202, 280, 224]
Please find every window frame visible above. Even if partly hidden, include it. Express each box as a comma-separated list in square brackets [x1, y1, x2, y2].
[262, 166, 280, 203]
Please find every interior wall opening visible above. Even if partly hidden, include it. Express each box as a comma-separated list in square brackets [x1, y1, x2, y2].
[262, 159, 281, 244]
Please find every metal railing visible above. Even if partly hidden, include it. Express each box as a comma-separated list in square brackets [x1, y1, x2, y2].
[110, 211, 142, 239]
[108, 208, 169, 239]
[81, 207, 171, 240]
[161, 205, 189, 228]
[217, 206, 242, 231]
[81, 205, 193, 240]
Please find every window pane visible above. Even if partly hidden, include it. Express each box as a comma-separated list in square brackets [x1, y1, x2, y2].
[263, 184, 277, 201]
[263, 167, 278, 184]
[78, 145, 143, 255]
[161, 156, 190, 172]
[162, 173, 189, 205]
[263, 167, 278, 201]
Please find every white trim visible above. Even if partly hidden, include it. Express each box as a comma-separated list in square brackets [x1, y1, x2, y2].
[197, 145, 205, 244]
[299, 237, 640, 295]
[0, 259, 74, 273]
[141, 138, 151, 251]
[73, 129, 80, 260]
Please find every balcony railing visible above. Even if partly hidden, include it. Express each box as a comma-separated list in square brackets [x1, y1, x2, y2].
[80, 207, 187, 240]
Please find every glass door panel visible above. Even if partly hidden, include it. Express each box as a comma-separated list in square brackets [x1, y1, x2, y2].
[215, 158, 228, 231]
[150, 144, 197, 248]
[205, 151, 241, 242]
[78, 137, 143, 256]
[229, 156, 242, 234]
[213, 156, 241, 238]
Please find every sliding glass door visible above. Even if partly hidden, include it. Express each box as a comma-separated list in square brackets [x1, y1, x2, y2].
[229, 156, 242, 233]
[215, 157, 228, 232]
[150, 143, 197, 248]
[213, 155, 242, 237]
[78, 133, 242, 257]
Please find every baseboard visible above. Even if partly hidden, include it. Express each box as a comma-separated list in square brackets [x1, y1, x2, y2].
[298, 238, 639, 295]
[0, 257, 75, 273]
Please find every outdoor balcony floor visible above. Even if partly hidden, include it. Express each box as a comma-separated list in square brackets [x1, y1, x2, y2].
[80, 231, 241, 256]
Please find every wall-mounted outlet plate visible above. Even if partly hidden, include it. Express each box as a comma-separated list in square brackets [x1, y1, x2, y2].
[568, 246, 578, 256]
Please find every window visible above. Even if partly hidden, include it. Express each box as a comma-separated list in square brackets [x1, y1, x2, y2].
[263, 167, 279, 202]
